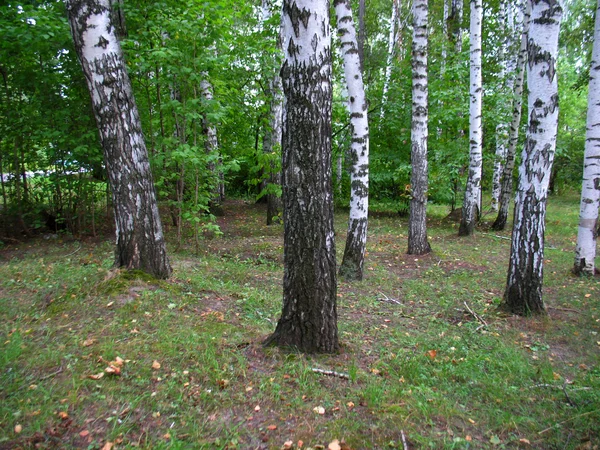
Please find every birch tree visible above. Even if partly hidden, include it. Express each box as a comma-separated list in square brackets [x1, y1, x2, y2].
[573, 0, 600, 276]
[492, 0, 529, 231]
[264, 0, 338, 352]
[458, 0, 483, 236]
[381, 0, 399, 121]
[66, 0, 172, 279]
[335, 0, 370, 280]
[502, 0, 563, 315]
[448, 0, 463, 53]
[408, 0, 431, 255]
[261, 0, 284, 225]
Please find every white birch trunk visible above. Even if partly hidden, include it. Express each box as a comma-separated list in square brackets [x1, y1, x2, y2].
[335, 0, 370, 280]
[441, 0, 449, 73]
[380, 0, 399, 121]
[458, 0, 483, 236]
[502, 0, 563, 315]
[261, 0, 284, 225]
[574, 0, 600, 276]
[66, 0, 171, 279]
[492, 0, 529, 231]
[408, 0, 431, 255]
[450, 0, 463, 53]
[200, 76, 225, 209]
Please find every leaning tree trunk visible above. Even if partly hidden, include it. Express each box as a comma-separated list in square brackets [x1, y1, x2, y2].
[573, 0, 600, 276]
[408, 0, 431, 255]
[264, 0, 338, 353]
[66, 0, 171, 279]
[458, 0, 483, 236]
[492, 0, 529, 231]
[335, 0, 370, 280]
[502, 0, 563, 315]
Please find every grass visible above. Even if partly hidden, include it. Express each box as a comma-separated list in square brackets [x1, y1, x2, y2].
[0, 194, 599, 449]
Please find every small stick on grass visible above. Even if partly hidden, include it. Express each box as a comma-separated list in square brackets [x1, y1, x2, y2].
[311, 368, 350, 380]
[463, 301, 488, 329]
[377, 292, 402, 305]
[538, 410, 600, 435]
[401, 430, 409, 450]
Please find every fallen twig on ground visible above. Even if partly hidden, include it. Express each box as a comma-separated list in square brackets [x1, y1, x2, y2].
[463, 301, 488, 329]
[377, 292, 402, 305]
[310, 368, 350, 380]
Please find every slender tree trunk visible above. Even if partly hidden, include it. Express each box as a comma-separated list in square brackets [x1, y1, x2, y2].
[449, 0, 463, 53]
[502, 0, 563, 315]
[262, 0, 284, 225]
[380, 0, 399, 122]
[573, 0, 600, 276]
[335, 0, 370, 280]
[458, 0, 483, 236]
[492, 0, 529, 231]
[67, 0, 172, 279]
[200, 76, 225, 212]
[264, 0, 338, 353]
[358, 0, 366, 70]
[441, 0, 449, 73]
[408, 0, 431, 255]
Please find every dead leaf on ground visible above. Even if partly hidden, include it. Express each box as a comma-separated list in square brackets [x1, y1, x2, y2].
[328, 440, 341, 450]
[267, 424, 277, 430]
[152, 360, 161, 370]
[313, 406, 325, 415]
[426, 349, 437, 360]
[58, 412, 69, 420]
[101, 442, 114, 450]
[88, 372, 104, 380]
[14, 424, 22, 434]
[82, 338, 95, 347]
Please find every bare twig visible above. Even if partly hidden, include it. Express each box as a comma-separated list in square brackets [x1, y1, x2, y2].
[64, 243, 82, 258]
[538, 410, 600, 435]
[562, 380, 577, 407]
[463, 301, 488, 328]
[547, 306, 581, 314]
[401, 429, 409, 450]
[39, 366, 64, 381]
[377, 292, 402, 305]
[310, 368, 350, 380]
[481, 232, 511, 241]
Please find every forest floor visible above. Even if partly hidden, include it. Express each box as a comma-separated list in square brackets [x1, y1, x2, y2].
[0, 194, 599, 449]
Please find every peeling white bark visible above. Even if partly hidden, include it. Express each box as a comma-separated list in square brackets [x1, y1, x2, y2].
[574, 0, 600, 276]
[459, 0, 483, 236]
[503, 0, 563, 315]
[335, 0, 370, 280]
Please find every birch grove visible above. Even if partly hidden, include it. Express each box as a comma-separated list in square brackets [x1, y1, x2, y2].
[574, 0, 600, 276]
[502, 0, 563, 315]
[335, 0, 370, 281]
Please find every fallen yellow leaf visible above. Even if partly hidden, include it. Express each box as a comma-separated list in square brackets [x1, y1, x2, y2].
[101, 442, 114, 450]
[519, 438, 531, 445]
[152, 360, 161, 370]
[88, 372, 104, 380]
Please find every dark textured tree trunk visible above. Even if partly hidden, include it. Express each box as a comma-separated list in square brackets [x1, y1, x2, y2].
[67, 0, 172, 279]
[408, 0, 431, 256]
[501, 0, 563, 315]
[492, 0, 529, 231]
[264, 0, 338, 353]
[358, 0, 366, 70]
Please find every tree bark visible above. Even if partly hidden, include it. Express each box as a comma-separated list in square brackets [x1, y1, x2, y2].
[200, 76, 225, 213]
[264, 0, 338, 353]
[573, 0, 600, 276]
[380, 0, 399, 122]
[67, 0, 172, 279]
[262, 0, 284, 226]
[458, 0, 483, 236]
[408, 0, 431, 255]
[492, 0, 529, 231]
[335, 0, 370, 280]
[448, 0, 463, 53]
[502, 0, 563, 315]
